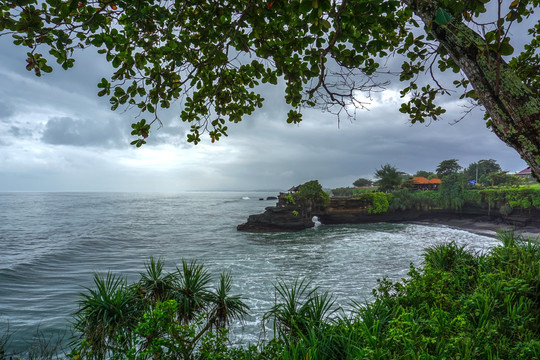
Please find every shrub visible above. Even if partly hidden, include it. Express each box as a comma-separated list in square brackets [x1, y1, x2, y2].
[357, 192, 391, 214]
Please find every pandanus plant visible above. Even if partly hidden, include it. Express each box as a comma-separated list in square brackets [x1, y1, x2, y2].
[263, 278, 338, 341]
[71, 272, 137, 359]
[71, 257, 249, 359]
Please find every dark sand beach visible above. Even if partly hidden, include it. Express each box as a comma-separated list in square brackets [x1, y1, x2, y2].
[411, 218, 540, 240]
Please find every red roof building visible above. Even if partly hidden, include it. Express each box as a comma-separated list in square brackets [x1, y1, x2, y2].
[516, 167, 532, 176]
[412, 177, 441, 190]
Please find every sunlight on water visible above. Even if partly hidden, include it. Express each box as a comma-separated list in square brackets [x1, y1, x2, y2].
[0, 192, 501, 351]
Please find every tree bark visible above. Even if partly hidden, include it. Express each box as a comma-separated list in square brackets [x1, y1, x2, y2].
[403, 0, 540, 181]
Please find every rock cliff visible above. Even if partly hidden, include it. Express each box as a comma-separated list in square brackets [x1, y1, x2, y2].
[236, 206, 315, 232]
[237, 197, 540, 232]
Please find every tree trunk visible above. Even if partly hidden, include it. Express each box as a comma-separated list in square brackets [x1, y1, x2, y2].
[403, 0, 540, 181]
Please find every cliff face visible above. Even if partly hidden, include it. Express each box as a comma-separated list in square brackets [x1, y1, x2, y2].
[237, 197, 540, 232]
[236, 206, 315, 232]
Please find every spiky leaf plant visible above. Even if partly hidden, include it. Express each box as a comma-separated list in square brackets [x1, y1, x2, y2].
[72, 272, 136, 359]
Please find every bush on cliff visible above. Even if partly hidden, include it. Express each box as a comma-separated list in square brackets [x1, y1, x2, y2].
[475, 187, 540, 213]
[295, 180, 329, 206]
[289, 181, 330, 216]
[356, 192, 392, 214]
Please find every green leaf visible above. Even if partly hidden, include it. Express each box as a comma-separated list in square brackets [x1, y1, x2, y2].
[434, 8, 452, 25]
[499, 42, 514, 56]
[299, 0, 312, 14]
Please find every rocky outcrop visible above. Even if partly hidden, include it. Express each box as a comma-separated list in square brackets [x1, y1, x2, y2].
[236, 206, 314, 232]
[237, 197, 540, 232]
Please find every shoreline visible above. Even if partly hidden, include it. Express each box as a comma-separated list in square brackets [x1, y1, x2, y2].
[408, 218, 540, 240]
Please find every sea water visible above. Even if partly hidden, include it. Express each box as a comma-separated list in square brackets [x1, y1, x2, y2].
[0, 192, 501, 352]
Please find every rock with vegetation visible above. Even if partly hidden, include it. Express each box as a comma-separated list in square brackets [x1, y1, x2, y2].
[238, 180, 328, 232]
[240, 182, 540, 232]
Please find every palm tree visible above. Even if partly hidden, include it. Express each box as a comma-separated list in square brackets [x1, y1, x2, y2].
[374, 164, 402, 192]
[72, 259, 249, 359]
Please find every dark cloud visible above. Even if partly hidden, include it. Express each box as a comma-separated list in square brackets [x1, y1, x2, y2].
[8, 125, 32, 137]
[41, 116, 126, 147]
[0, 100, 14, 121]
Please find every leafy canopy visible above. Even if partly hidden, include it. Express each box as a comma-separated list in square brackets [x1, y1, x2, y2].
[464, 159, 502, 181]
[1, 0, 538, 146]
[374, 163, 402, 192]
[436, 159, 462, 178]
[353, 177, 373, 187]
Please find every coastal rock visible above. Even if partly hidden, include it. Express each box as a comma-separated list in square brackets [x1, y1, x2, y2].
[238, 197, 540, 233]
[237, 206, 314, 232]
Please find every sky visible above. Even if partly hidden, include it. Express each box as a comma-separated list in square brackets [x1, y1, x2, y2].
[0, 18, 531, 192]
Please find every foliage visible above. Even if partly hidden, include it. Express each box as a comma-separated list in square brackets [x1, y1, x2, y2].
[353, 178, 373, 187]
[436, 159, 462, 178]
[486, 171, 523, 186]
[1, 0, 537, 167]
[72, 272, 137, 357]
[389, 189, 439, 211]
[464, 159, 502, 182]
[374, 164, 402, 193]
[437, 172, 467, 210]
[413, 170, 436, 179]
[283, 193, 295, 206]
[70, 257, 248, 360]
[5, 231, 540, 359]
[474, 186, 540, 212]
[356, 192, 393, 214]
[270, 232, 540, 360]
[294, 180, 329, 208]
[263, 278, 338, 341]
[388, 184, 540, 213]
[331, 187, 377, 197]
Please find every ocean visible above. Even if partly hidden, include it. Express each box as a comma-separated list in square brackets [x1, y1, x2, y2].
[0, 192, 500, 352]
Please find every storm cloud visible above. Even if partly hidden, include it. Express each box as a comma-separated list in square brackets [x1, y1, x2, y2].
[42, 116, 126, 147]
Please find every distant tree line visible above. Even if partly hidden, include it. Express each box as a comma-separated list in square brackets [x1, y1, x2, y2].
[342, 158, 532, 196]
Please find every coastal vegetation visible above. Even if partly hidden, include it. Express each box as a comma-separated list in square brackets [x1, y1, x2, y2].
[2, 232, 539, 359]
[338, 185, 540, 216]
[70, 257, 250, 360]
[330, 158, 539, 214]
[282, 180, 330, 218]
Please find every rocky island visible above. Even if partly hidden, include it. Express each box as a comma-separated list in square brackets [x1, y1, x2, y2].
[238, 182, 540, 237]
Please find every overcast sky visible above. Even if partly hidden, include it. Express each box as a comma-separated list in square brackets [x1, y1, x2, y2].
[0, 21, 530, 192]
